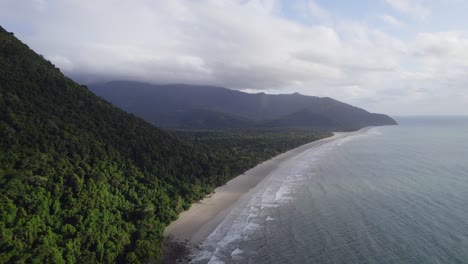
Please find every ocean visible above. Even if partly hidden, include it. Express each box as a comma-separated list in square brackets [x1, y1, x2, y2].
[191, 117, 468, 264]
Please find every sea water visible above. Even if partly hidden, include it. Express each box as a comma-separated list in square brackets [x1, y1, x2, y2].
[192, 117, 468, 264]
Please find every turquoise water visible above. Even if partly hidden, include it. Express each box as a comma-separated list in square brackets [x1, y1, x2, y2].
[193, 117, 468, 264]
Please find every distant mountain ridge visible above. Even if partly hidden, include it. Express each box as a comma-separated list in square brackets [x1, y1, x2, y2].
[90, 81, 397, 130]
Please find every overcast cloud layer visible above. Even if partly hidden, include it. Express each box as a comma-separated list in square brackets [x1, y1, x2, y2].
[1, 0, 468, 115]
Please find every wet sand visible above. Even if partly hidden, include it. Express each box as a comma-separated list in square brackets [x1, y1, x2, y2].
[164, 128, 371, 243]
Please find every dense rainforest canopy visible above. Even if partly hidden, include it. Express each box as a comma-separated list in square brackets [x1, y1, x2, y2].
[0, 26, 328, 263]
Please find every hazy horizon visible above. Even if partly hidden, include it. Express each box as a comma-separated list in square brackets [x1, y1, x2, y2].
[2, 0, 468, 115]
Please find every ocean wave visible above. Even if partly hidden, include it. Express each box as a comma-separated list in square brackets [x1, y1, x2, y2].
[191, 131, 369, 263]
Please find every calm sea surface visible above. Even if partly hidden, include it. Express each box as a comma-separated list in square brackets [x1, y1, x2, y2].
[192, 117, 468, 264]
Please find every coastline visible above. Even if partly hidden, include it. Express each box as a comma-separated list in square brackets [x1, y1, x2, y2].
[164, 127, 374, 247]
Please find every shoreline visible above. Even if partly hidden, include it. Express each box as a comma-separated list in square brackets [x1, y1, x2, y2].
[164, 127, 374, 246]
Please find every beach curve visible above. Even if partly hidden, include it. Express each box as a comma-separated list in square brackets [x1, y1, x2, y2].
[164, 127, 373, 244]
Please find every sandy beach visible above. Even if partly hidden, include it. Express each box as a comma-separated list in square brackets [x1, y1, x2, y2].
[164, 128, 372, 243]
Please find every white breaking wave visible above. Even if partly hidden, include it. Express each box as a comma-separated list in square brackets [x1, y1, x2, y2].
[191, 130, 375, 263]
[368, 127, 384, 135]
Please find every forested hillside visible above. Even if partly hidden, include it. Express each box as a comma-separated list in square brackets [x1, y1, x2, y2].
[90, 81, 397, 130]
[0, 26, 327, 263]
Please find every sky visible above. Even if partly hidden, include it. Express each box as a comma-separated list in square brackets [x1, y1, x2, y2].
[1, 0, 468, 115]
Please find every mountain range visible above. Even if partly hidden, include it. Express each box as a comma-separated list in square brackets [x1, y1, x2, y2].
[90, 81, 397, 130]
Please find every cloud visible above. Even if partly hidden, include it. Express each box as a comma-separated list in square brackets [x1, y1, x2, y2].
[0, 0, 467, 115]
[307, 0, 332, 24]
[384, 0, 430, 20]
[409, 32, 468, 89]
[1, 0, 401, 89]
[380, 14, 402, 27]
[412, 32, 468, 60]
